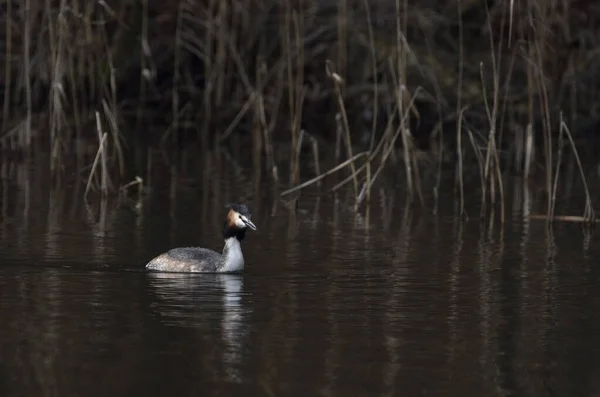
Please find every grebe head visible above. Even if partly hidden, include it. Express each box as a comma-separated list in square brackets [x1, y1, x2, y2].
[223, 204, 257, 241]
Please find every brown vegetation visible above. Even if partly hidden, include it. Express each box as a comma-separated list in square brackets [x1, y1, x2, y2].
[0, 0, 598, 222]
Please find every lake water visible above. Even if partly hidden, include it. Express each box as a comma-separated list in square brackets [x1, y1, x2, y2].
[1, 149, 600, 397]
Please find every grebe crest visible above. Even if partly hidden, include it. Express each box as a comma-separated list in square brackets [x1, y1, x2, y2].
[145, 203, 257, 273]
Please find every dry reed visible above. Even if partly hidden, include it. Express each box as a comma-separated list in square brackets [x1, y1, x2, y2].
[0, 0, 597, 220]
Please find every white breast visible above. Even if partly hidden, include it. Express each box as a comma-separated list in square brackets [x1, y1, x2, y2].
[220, 238, 245, 272]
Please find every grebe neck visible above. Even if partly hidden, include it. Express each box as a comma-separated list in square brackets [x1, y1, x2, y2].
[219, 237, 245, 272]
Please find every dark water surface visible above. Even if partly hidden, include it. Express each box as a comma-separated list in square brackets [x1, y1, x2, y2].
[2, 152, 600, 397]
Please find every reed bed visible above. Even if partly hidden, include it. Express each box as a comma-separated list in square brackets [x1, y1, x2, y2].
[1, 0, 600, 223]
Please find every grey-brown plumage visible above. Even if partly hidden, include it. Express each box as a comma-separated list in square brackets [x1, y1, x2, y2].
[145, 204, 257, 273]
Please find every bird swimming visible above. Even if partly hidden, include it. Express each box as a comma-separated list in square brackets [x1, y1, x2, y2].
[145, 203, 257, 273]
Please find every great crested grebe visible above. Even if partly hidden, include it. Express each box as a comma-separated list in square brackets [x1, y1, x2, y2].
[145, 204, 257, 273]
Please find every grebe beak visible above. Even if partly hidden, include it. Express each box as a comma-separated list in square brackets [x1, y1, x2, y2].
[244, 219, 257, 230]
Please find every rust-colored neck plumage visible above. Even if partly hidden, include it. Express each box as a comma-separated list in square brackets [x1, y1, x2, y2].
[223, 210, 246, 241]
